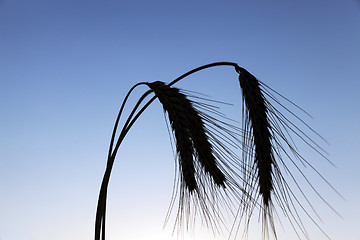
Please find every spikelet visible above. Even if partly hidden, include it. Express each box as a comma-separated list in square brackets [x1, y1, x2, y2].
[236, 66, 340, 240]
[147, 81, 198, 191]
[239, 68, 274, 208]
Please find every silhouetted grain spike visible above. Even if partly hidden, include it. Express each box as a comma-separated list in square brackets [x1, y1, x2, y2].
[238, 69, 274, 208]
[147, 81, 226, 190]
[148, 81, 197, 192]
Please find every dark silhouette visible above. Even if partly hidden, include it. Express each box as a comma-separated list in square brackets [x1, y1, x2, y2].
[94, 62, 341, 240]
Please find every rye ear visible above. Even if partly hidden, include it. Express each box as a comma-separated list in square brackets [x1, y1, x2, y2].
[147, 81, 226, 191]
[238, 69, 274, 209]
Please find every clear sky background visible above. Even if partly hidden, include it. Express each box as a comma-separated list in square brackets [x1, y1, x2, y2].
[1, 1, 360, 240]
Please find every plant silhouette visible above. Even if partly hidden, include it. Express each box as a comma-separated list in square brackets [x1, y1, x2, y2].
[94, 62, 341, 240]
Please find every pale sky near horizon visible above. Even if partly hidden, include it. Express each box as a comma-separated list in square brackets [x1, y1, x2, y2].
[1, 1, 360, 239]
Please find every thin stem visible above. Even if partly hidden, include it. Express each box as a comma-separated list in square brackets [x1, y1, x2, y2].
[108, 82, 148, 159]
[169, 61, 241, 86]
[95, 82, 148, 240]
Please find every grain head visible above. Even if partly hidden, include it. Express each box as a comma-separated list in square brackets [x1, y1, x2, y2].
[147, 81, 226, 191]
[236, 66, 339, 239]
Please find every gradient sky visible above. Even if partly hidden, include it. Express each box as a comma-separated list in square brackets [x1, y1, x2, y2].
[1, 1, 360, 239]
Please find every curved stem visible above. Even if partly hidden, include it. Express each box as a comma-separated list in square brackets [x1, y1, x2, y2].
[169, 61, 241, 86]
[95, 82, 149, 240]
[107, 82, 148, 159]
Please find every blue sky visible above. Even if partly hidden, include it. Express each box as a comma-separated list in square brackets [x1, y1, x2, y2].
[1, 0, 359, 239]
